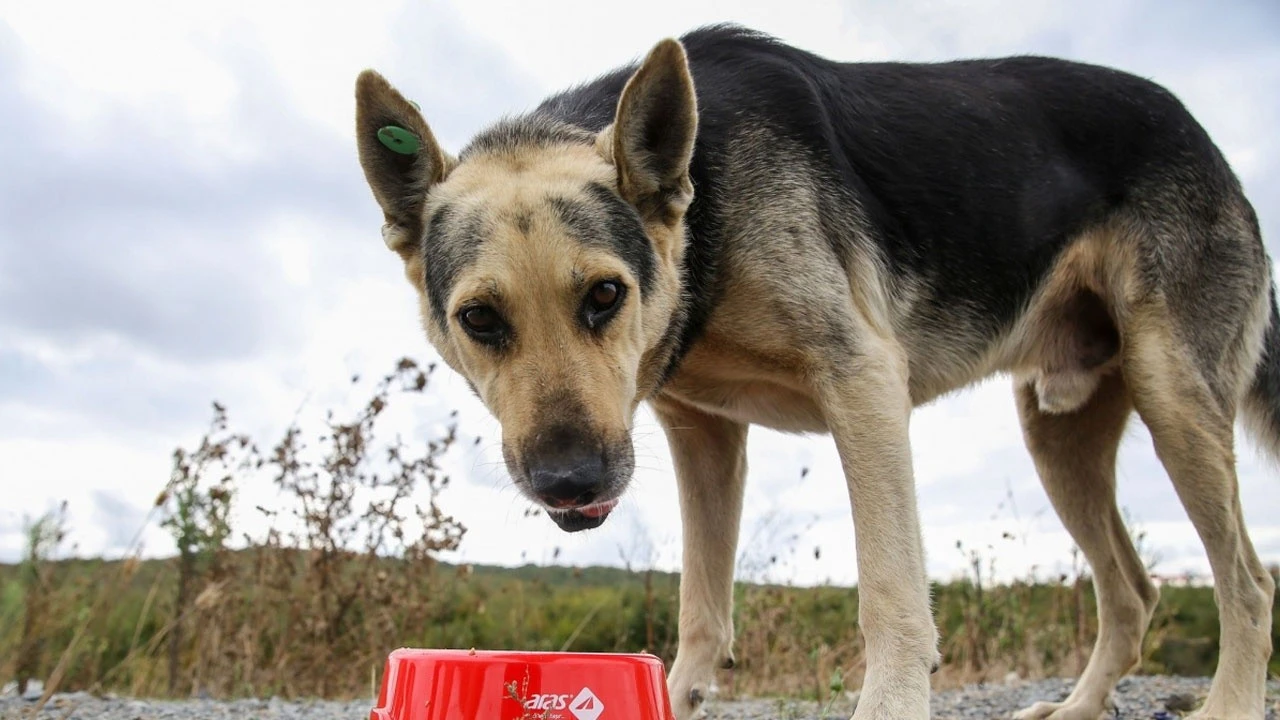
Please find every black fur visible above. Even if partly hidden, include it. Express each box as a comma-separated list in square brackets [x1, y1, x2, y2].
[423, 204, 485, 331]
[548, 184, 656, 294]
[513, 24, 1241, 383]
[437, 24, 1246, 390]
[1251, 284, 1280, 442]
[459, 115, 595, 160]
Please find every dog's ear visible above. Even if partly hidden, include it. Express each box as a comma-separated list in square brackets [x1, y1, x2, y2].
[604, 38, 698, 223]
[355, 69, 455, 255]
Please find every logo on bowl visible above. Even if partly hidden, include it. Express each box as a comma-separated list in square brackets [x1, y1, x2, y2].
[568, 687, 604, 720]
[524, 694, 569, 712]
[522, 687, 604, 720]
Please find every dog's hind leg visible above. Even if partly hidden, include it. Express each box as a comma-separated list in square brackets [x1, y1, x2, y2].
[654, 398, 748, 720]
[1012, 371, 1159, 720]
[1123, 307, 1274, 720]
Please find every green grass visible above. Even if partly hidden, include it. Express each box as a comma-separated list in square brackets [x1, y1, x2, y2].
[2, 548, 1272, 703]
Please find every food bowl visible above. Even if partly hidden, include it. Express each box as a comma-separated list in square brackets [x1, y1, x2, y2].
[369, 648, 675, 720]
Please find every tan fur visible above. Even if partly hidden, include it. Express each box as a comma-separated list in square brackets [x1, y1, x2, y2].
[1013, 372, 1160, 720]
[898, 222, 1141, 409]
[660, 124, 861, 434]
[425, 146, 683, 458]
[355, 37, 1276, 720]
[651, 397, 749, 709]
[354, 44, 696, 519]
[1121, 304, 1274, 720]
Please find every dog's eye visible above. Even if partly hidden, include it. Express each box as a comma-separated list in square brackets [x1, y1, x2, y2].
[590, 281, 619, 310]
[459, 305, 504, 340]
[582, 280, 625, 330]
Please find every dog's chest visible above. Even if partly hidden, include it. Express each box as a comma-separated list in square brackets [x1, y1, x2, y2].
[658, 347, 829, 433]
[661, 379, 829, 433]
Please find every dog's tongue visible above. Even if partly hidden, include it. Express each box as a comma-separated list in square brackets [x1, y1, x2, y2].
[579, 499, 619, 518]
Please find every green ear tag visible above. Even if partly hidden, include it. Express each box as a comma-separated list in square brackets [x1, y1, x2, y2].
[377, 125, 420, 155]
[409, 100, 421, 111]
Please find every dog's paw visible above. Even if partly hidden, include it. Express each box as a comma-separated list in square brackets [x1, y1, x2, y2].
[667, 634, 733, 720]
[667, 672, 717, 720]
[1011, 699, 1109, 720]
[673, 681, 718, 720]
[1184, 703, 1262, 720]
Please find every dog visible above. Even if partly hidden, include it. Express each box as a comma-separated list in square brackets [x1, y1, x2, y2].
[354, 24, 1276, 720]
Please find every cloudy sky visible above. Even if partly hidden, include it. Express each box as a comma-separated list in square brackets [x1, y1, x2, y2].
[1, 0, 1277, 588]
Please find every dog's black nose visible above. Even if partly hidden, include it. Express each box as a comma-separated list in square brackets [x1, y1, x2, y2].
[526, 425, 607, 507]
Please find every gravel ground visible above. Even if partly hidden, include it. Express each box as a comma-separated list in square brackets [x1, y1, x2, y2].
[3, 677, 1278, 719]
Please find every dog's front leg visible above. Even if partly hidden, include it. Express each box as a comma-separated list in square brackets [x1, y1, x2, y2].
[816, 345, 937, 720]
[653, 397, 748, 720]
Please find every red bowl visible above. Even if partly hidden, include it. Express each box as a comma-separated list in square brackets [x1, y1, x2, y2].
[369, 648, 675, 720]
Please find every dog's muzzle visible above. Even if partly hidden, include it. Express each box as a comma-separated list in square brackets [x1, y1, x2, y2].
[545, 498, 621, 532]
[520, 424, 627, 532]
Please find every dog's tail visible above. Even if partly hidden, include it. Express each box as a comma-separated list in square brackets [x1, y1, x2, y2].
[1243, 281, 1280, 462]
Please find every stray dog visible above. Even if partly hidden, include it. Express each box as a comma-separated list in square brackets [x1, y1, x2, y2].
[354, 24, 1276, 720]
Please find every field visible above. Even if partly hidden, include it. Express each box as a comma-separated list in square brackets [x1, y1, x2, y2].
[4, 550, 1275, 704]
[3, 357, 1277, 709]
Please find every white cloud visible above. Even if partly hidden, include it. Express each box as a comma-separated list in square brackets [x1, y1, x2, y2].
[444, 0, 858, 93]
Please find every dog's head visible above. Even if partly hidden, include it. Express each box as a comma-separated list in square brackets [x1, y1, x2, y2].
[354, 39, 697, 532]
